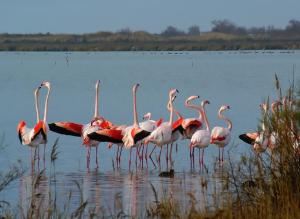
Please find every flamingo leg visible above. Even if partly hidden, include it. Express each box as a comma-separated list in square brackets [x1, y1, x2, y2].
[176, 143, 178, 153]
[149, 145, 156, 159]
[119, 146, 123, 164]
[145, 143, 148, 160]
[96, 145, 99, 168]
[166, 144, 169, 162]
[218, 147, 221, 162]
[202, 148, 205, 166]
[116, 145, 119, 166]
[158, 147, 162, 164]
[141, 144, 144, 168]
[43, 144, 46, 162]
[192, 147, 195, 168]
[222, 148, 224, 162]
[199, 148, 201, 168]
[169, 143, 173, 163]
[129, 147, 132, 168]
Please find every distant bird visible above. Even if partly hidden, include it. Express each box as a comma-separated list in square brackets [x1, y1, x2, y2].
[190, 100, 211, 167]
[159, 169, 174, 178]
[210, 105, 232, 162]
[145, 88, 178, 163]
[17, 81, 51, 161]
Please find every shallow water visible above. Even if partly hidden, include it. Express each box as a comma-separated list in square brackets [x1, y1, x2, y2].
[0, 51, 299, 215]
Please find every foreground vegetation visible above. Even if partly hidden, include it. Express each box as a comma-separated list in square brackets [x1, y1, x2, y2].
[2, 19, 300, 51]
[0, 77, 299, 218]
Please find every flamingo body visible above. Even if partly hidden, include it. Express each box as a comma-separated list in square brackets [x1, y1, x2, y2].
[211, 127, 231, 147]
[18, 120, 47, 147]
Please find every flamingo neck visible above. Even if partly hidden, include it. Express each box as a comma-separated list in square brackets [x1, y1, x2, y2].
[167, 100, 182, 119]
[169, 97, 174, 125]
[34, 89, 40, 122]
[218, 109, 232, 131]
[94, 82, 99, 118]
[133, 86, 139, 127]
[185, 101, 202, 119]
[201, 103, 210, 131]
[43, 86, 51, 123]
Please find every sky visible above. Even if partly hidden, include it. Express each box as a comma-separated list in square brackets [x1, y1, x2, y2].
[1, 0, 300, 34]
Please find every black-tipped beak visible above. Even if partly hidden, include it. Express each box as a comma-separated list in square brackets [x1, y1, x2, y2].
[207, 100, 210, 104]
[176, 89, 179, 93]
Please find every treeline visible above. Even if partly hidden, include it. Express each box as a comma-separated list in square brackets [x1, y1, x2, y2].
[1, 19, 300, 51]
[159, 19, 300, 38]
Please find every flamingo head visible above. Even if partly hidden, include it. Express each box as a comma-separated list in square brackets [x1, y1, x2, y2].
[186, 95, 200, 104]
[201, 99, 210, 106]
[220, 105, 230, 112]
[169, 89, 179, 98]
[95, 80, 100, 89]
[90, 116, 105, 126]
[142, 112, 151, 120]
[34, 87, 41, 96]
[39, 81, 51, 89]
[133, 83, 140, 93]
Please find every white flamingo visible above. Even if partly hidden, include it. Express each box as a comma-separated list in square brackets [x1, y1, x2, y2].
[210, 105, 232, 162]
[190, 100, 210, 167]
[145, 88, 178, 163]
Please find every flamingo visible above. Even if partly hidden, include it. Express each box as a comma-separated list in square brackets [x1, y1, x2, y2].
[190, 100, 210, 167]
[239, 101, 282, 154]
[122, 83, 151, 167]
[17, 81, 51, 163]
[182, 95, 203, 139]
[139, 112, 163, 161]
[145, 88, 178, 164]
[210, 105, 232, 162]
[49, 80, 114, 168]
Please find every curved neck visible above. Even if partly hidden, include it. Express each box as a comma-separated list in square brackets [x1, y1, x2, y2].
[34, 89, 40, 122]
[218, 109, 232, 131]
[133, 86, 139, 127]
[94, 82, 99, 118]
[43, 87, 51, 123]
[201, 103, 210, 131]
[185, 101, 202, 119]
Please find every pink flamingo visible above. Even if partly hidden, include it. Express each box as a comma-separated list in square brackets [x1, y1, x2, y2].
[145, 89, 178, 164]
[49, 80, 114, 168]
[122, 83, 151, 167]
[210, 105, 232, 162]
[17, 81, 51, 164]
[182, 95, 203, 139]
[190, 100, 210, 167]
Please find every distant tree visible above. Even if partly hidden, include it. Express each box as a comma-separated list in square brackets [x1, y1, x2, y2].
[285, 19, 300, 34]
[188, 25, 200, 35]
[118, 28, 132, 35]
[211, 19, 247, 35]
[161, 26, 186, 37]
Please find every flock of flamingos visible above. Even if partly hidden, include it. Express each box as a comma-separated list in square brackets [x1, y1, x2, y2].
[17, 80, 294, 170]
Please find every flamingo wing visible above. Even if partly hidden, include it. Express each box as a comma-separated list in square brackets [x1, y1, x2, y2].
[182, 119, 202, 130]
[172, 118, 184, 134]
[32, 121, 47, 141]
[88, 129, 123, 143]
[133, 128, 151, 144]
[239, 132, 259, 145]
[48, 122, 83, 137]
